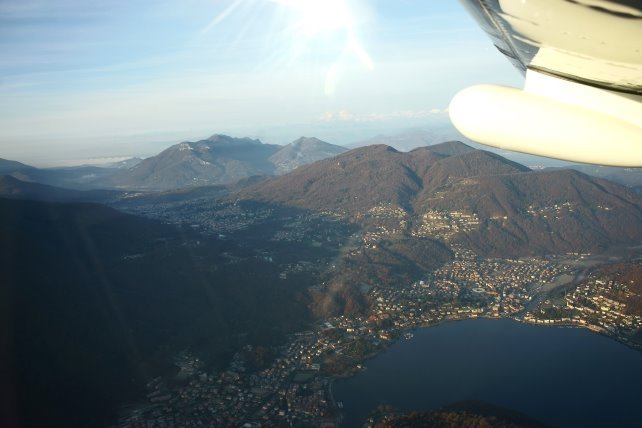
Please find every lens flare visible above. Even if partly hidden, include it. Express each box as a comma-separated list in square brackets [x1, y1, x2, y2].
[205, 0, 373, 96]
[275, 0, 353, 37]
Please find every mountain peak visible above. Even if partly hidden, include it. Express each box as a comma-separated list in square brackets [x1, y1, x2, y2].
[99, 134, 347, 190]
[241, 143, 536, 215]
[290, 136, 328, 147]
[423, 141, 476, 157]
[239, 144, 642, 257]
[269, 137, 347, 175]
[240, 143, 432, 212]
[104, 135, 281, 190]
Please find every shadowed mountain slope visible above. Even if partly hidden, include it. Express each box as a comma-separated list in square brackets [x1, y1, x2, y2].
[0, 197, 313, 427]
[0, 160, 119, 190]
[0, 175, 122, 203]
[0, 158, 34, 174]
[422, 169, 642, 255]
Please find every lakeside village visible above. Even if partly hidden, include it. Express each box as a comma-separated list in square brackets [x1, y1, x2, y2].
[116, 245, 642, 428]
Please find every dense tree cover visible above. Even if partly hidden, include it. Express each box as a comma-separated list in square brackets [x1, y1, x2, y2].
[370, 401, 547, 428]
[0, 198, 313, 427]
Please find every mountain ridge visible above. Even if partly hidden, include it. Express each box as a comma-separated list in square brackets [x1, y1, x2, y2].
[0, 158, 34, 174]
[237, 142, 642, 257]
[238, 142, 526, 212]
[0, 175, 122, 203]
[101, 135, 347, 190]
[102, 135, 280, 190]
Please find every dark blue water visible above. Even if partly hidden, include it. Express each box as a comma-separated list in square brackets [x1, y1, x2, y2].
[333, 318, 642, 427]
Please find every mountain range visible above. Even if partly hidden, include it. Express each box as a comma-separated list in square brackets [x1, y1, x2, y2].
[0, 135, 347, 192]
[104, 134, 347, 190]
[239, 141, 642, 257]
[4, 137, 641, 259]
[0, 158, 34, 174]
[102, 135, 281, 190]
[238, 141, 529, 213]
[4, 137, 642, 426]
[2, 132, 640, 193]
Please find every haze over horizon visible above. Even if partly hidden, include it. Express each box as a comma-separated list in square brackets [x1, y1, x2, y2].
[0, 0, 521, 166]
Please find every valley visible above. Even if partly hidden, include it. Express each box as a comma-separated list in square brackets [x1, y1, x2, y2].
[2, 140, 642, 427]
[113, 245, 642, 427]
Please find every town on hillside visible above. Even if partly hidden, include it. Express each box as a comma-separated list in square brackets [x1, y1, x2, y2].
[117, 244, 642, 427]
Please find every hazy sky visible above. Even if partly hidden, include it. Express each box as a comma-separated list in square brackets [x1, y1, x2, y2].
[0, 0, 522, 165]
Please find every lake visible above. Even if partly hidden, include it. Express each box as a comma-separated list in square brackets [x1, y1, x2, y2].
[333, 318, 642, 427]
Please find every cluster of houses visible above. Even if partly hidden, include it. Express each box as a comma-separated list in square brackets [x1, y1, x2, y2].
[412, 210, 480, 240]
[524, 274, 642, 348]
[117, 241, 640, 427]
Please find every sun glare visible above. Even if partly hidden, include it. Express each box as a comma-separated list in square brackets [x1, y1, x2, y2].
[207, 0, 373, 96]
[274, 0, 373, 95]
[276, 0, 353, 37]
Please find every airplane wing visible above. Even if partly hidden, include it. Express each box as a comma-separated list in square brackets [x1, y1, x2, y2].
[450, 0, 642, 167]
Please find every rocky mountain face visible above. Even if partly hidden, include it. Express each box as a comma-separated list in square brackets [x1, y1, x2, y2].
[269, 137, 347, 174]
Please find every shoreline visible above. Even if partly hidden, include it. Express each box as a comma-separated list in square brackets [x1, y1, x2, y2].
[326, 313, 642, 426]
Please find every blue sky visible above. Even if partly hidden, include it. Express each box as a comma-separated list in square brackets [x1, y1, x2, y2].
[0, 0, 521, 165]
